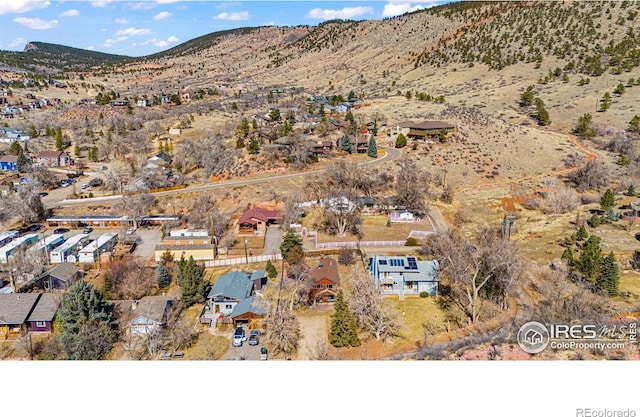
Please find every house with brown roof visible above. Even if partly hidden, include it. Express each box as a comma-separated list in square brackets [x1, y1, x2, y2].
[115, 295, 175, 335]
[389, 120, 455, 140]
[309, 257, 340, 305]
[35, 151, 74, 167]
[237, 207, 280, 235]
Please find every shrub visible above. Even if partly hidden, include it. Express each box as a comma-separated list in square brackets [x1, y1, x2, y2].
[419, 291, 429, 298]
[405, 237, 419, 246]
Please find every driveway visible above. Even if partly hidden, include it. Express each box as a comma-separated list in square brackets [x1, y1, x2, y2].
[131, 228, 162, 259]
[220, 330, 266, 360]
[262, 225, 283, 255]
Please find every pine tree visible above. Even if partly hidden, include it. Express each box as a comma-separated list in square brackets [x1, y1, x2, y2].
[157, 264, 171, 289]
[625, 184, 636, 196]
[520, 85, 535, 107]
[179, 256, 206, 307]
[576, 113, 596, 138]
[600, 189, 615, 211]
[630, 115, 640, 132]
[329, 290, 361, 348]
[74, 143, 81, 157]
[367, 135, 377, 158]
[597, 252, 619, 297]
[280, 229, 303, 263]
[576, 225, 588, 240]
[8, 141, 22, 155]
[561, 246, 575, 267]
[56, 280, 118, 360]
[578, 235, 603, 284]
[265, 259, 278, 279]
[55, 127, 64, 151]
[395, 133, 407, 148]
[16, 149, 29, 173]
[588, 214, 601, 228]
[247, 137, 260, 154]
[341, 133, 352, 153]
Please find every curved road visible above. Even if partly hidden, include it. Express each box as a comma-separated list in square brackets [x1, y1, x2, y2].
[56, 146, 403, 207]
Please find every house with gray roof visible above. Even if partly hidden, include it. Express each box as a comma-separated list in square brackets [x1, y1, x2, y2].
[20, 263, 83, 292]
[368, 255, 439, 299]
[26, 293, 63, 333]
[0, 293, 42, 338]
[202, 269, 267, 327]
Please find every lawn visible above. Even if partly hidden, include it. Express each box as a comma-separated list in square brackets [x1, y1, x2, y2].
[387, 295, 445, 346]
[619, 270, 640, 298]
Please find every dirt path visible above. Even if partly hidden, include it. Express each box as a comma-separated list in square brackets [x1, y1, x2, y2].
[295, 312, 329, 360]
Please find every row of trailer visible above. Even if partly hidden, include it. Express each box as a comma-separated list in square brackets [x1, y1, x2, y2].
[0, 230, 119, 264]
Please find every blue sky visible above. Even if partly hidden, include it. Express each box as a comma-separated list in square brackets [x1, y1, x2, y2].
[0, 1, 447, 57]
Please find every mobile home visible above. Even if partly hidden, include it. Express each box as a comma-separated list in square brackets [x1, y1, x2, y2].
[0, 233, 39, 263]
[77, 232, 118, 263]
[49, 234, 89, 264]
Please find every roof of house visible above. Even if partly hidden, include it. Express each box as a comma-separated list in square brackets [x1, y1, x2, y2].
[410, 121, 455, 130]
[230, 296, 266, 318]
[154, 244, 216, 251]
[370, 256, 439, 281]
[26, 293, 62, 322]
[207, 270, 265, 301]
[0, 293, 40, 325]
[238, 207, 280, 226]
[36, 151, 66, 158]
[0, 155, 17, 163]
[310, 257, 340, 285]
[46, 262, 82, 282]
[112, 295, 174, 323]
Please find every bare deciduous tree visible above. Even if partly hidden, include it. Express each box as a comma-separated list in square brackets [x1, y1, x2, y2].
[544, 185, 580, 214]
[396, 157, 430, 211]
[112, 191, 156, 228]
[104, 258, 155, 300]
[569, 159, 608, 192]
[346, 266, 401, 341]
[5, 183, 47, 224]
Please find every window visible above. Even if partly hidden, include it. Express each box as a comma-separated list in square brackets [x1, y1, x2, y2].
[326, 285, 333, 289]
[225, 304, 233, 310]
[35, 321, 46, 328]
[314, 284, 323, 289]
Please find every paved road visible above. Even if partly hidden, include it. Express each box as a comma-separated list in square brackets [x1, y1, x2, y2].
[56, 147, 403, 207]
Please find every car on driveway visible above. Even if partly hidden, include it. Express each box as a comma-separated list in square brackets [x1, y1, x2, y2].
[83, 226, 93, 234]
[248, 330, 260, 346]
[53, 227, 70, 235]
[233, 327, 246, 347]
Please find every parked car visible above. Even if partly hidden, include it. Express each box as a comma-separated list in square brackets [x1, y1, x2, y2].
[53, 227, 70, 235]
[83, 226, 93, 234]
[248, 330, 260, 346]
[80, 184, 88, 190]
[101, 166, 108, 170]
[24, 224, 42, 232]
[233, 327, 245, 347]
[38, 192, 48, 197]
[126, 228, 136, 235]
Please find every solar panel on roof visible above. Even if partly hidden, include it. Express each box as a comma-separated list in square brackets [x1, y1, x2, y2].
[378, 260, 388, 265]
[407, 257, 418, 270]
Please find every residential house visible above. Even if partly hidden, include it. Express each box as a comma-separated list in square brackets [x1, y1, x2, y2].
[390, 120, 455, 140]
[117, 296, 175, 335]
[109, 100, 128, 107]
[136, 98, 149, 107]
[0, 155, 17, 172]
[389, 210, 418, 223]
[237, 207, 280, 235]
[35, 151, 73, 167]
[309, 257, 340, 305]
[201, 270, 267, 328]
[305, 139, 333, 158]
[368, 255, 439, 299]
[0, 293, 40, 339]
[25, 293, 63, 333]
[21, 263, 83, 292]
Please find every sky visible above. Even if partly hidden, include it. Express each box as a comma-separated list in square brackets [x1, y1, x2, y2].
[0, 0, 449, 57]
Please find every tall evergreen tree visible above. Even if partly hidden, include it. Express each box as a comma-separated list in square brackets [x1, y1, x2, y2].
[280, 229, 303, 263]
[329, 290, 361, 348]
[247, 137, 260, 154]
[367, 135, 378, 158]
[578, 235, 603, 284]
[265, 259, 278, 279]
[179, 256, 206, 307]
[600, 189, 616, 211]
[56, 280, 118, 360]
[395, 133, 407, 148]
[341, 133, 352, 153]
[597, 252, 619, 297]
[576, 225, 588, 240]
[16, 149, 29, 173]
[156, 264, 171, 289]
[55, 127, 64, 151]
[8, 141, 22, 155]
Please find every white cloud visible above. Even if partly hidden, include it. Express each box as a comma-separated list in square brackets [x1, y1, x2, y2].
[115, 17, 129, 25]
[381, 2, 440, 18]
[214, 11, 250, 21]
[142, 35, 179, 48]
[13, 17, 59, 30]
[263, 21, 276, 27]
[60, 9, 79, 17]
[91, 1, 114, 8]
[116, 27, 152, 36]
[86, 45, 95, 51]
[154, 11, 172, 21]
[307, 6, 374, 20]
[155, 0, 182, 4]
[0, 0, 50, 15]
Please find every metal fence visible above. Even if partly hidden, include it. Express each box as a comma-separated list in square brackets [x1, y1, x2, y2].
[204, 253, 282, 267]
